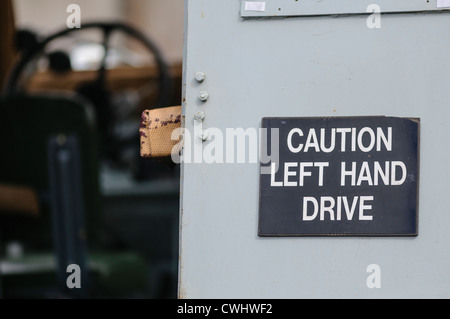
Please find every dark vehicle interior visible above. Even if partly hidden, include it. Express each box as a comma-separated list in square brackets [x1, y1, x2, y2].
[0, 0, 182, 298]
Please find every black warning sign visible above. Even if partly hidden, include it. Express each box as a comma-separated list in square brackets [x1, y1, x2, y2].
[258, 116, 420, 237]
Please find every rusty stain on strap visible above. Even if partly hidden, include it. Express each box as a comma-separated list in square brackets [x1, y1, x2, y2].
[140, 105, 182, 159]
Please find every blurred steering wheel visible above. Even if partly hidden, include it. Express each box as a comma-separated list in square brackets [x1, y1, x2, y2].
[3, 22, 172, 166]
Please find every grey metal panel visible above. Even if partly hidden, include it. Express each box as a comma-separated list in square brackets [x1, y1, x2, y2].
[241, 0, 450, 18]
[179, 0, 450, 298]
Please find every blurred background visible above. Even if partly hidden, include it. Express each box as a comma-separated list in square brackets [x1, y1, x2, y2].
[0, 0, 183, 298]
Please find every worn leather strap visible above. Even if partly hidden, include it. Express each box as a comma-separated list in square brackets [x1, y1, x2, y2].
[140, 105, 182, 159]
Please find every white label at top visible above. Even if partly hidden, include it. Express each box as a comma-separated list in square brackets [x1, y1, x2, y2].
[437, 0, 450, 8]
[244, 1, 266, 12]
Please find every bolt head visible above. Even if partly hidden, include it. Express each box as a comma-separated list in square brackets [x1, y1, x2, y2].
[194, 111, 205, 122]
[199, 91, 209, 102]
[195, 72, 206, 82]
[200, 130, 209, 141]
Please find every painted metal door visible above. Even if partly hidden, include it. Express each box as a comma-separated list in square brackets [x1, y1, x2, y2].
[179, 0, 450, 298]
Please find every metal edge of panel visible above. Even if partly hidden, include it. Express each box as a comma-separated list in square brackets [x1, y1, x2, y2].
[177, 0, 190, 300]
[240, 0, 450, 18]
